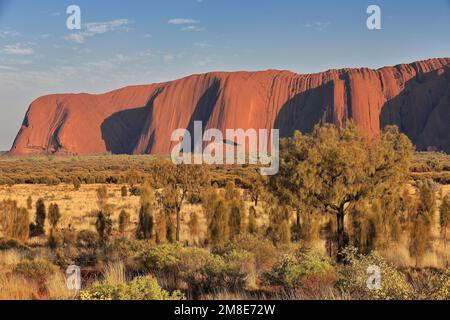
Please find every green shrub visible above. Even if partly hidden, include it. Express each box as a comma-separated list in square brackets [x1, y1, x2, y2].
[186, 253, 249, 294]
[222, 234, 278, 274]
[434, 269, 450, 300]
[338, 247, 413, 300]
[137, 243, 181, 273]
[80, 276, 185, 300]
[264, 250, 334, 289]
[13, 259, 58, 284]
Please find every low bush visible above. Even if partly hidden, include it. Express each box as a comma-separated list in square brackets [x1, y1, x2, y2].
[186, 253, 250, 295]
[80, 276, 185, 300]
[13, 259, 59, 284]
[264, 250, 334, 289]
[0, 238, 30, 251]
[338, 247, 413, 300]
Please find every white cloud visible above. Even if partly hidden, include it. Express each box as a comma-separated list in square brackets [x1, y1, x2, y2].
[0, 43, 34, 56]
[65, 19, 132, 44]
[194, 41, 211, 48]
[181, 26, 205, 32]
[168, 18, 198, 25]
[0, 29, 20, 38]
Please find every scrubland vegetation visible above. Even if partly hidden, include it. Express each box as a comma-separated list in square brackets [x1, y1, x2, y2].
[0, 124, 449, 300]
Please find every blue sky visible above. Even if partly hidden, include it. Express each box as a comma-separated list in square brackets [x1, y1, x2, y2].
[0, 0, 449, 150]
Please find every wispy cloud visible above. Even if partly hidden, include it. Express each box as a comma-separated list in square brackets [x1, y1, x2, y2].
[0, 29, 20, 38]
[181, 26, 205, 32]
[0, 43, 34, 56]
[168, 18, 198, 25]
[194, 41, 211, 48]
[65, 19, 132, 44]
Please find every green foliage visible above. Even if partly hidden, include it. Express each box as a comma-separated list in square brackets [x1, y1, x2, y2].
[270, 124, 414, 259]
[80, 276, 185, 300]
[434, 269, 450, 300]
[137, 243, 181, 273]
[157, 162, 210, 242]
[264, 250, 334, 289]
[339, 247, 413, 300]
[13, 259, 58, 284]
[186, 253, 249, 294]
[223, 234, 278, 274]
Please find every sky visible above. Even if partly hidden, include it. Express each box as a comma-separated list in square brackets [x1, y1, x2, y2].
[0, 0, 449, 150]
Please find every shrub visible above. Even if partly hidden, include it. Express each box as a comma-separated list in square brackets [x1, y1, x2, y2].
[264, 250, 333, 289]
[80, 276, 185, 300]
[121, 186, 128, 197]
[30, 198, 46, 237]
[248, 206, 258, 234]
[137, 243, 181, 273]
[95, 211, 112, 244]
[26, 196, 33, 210]
[223, 234, 277, 274]
[13, 259, 58, 284]
[48, 203, 61, 229]
[118, 210, 130, 236]
[73, 178, 81, 191]
[339, 247, 413, 300]
[186, 253, 250, 294]
[0, 238, 30, 251]
[48, 229, 64, 249]
[77, 230, 98, 249]
[434, 269, 450, 300]
[0, 200, 30, 242]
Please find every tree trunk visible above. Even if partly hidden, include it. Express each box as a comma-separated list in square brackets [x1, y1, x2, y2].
[336, 209, 345, 262]
[296, 208, 301, 228]
[176, 207, 181, 242]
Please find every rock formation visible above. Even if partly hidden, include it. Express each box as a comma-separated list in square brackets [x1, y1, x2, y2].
[9, 58, 450, 155]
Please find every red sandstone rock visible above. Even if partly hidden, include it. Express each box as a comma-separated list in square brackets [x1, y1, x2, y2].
[9, 58, 450, 155]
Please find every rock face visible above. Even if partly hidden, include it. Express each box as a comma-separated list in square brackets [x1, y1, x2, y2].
[9, 58, 450, 155]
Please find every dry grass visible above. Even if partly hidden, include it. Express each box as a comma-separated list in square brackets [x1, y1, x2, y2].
[45, 273, 76, 300]
[0, 274, 39, 300]
[0, 182, 448, 273]
[103, 261, 126, 286]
